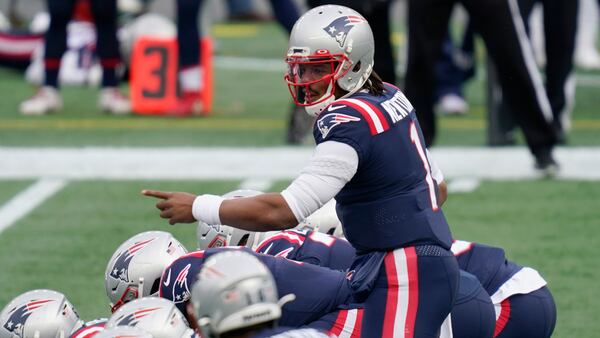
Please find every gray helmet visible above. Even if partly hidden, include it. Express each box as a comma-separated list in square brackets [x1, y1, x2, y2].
[0, 289, 83, 338]
[297, 199, 341, 235]
[191, 251, 281, 337]
[285, 5, 374, 116]
[106, 298, 192, 338]
[93, 326, 153, 338]
[196, 190, 262, 250]
[105, 231, 188, 312]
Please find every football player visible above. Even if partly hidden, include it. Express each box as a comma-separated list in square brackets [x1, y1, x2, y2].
[254, 227, 355, 271]
[452, 240, 556, 337]
[0, 289, 83, 338]
[143, 5, 457, 337]
[160, 247, 352, 327]
[106, 297, 195, 337]
[104, 231, 187, 312]
[188, 250, 330, 338]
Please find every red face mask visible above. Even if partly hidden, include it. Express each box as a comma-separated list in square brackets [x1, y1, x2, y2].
[284, 51, 350, 107]
[110, 286, 138, 313]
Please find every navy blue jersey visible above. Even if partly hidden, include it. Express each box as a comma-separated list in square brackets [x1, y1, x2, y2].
[255, 229, 356, 271]
[451, 240, 523, 296]
[159, 247, 352, 327]
[70, 318, 107, 338]
[314, 84, 452, 253]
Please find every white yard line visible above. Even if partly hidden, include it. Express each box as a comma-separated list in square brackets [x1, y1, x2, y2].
[239, 178, 274, 192]
[0, 178, 68, 234]
[447, 178, 481, 193]
[1, 146, 599, 180]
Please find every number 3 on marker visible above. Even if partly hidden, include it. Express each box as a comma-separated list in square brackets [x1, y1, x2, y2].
[142, 46, 168, 99]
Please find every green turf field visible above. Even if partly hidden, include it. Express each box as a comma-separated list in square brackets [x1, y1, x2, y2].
[0, 179, 598, 337]
[1, 21, 599, 337]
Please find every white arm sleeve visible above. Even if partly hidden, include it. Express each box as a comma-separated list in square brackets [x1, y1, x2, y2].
[426, 149, 444, 184]
[282, 141, 359, 222]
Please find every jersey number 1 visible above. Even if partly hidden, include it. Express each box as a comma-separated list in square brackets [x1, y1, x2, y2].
[409, 122, 439, 211]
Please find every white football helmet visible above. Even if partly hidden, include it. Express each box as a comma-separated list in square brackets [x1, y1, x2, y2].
[94, 326, 152, 338]
[196, 190, 262, 250]
[285, 5, 374, 116]
[191, 251, 282, 337]
[297, 199, 341, 235]
[0, 289, 83, 338]
[104, 231, 188, 312]
[107, 298, 193, 338]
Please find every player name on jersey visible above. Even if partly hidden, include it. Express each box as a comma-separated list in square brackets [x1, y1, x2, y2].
[380, 90, 414, 124]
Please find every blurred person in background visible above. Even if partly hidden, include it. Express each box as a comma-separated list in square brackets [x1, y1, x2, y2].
[434, 20, 476, 116]
[175, 0, 301, 117]
[404, 0, 560, 174]
[575, 0, 600, 69]
[513, 0, 578, 144]
[20, 0, 130, 115]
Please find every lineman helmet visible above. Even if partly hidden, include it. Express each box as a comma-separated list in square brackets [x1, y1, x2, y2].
[0, 289, 83, 338]
[191, 251, 281, 337]
[104, 231, 187, 312]
[297, 199, 341, 235]
[107, 297, 193, 338]
[197, 190, 262, 250]
[285, 5, 374, 116]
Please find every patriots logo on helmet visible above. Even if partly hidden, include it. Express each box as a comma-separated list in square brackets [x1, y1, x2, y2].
[172, 264, 191, 304]
[317, 112, 361, 138]
[115, 307, 160, 326]
[109, 238, 155, 283]
[323, 15, 366, 48]
[3, 299, 54, 337]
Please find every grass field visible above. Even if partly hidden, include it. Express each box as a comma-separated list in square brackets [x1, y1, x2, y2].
[0, 21, 599, 337]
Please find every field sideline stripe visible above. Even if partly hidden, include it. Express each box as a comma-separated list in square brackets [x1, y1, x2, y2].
[447, 178, 481, 193]
[239, 179, 274, 192]
[0, 118, 284, 130]
[1, 146, 599, 181]
[0, 178, 68, 235]
[1, 118, 599, 131]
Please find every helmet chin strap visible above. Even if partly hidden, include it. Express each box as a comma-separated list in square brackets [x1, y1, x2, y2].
[304, 82, 335, 117]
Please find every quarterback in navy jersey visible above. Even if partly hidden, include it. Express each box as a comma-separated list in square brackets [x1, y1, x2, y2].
[255, 228, 355, 271]
[143, 5, 458, 337]
[159, 247, 352, 328]
[452, 240, 556, 338]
